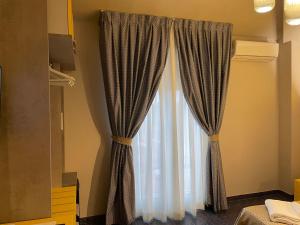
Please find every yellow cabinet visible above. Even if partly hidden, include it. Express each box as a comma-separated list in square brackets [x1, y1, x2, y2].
[295, 179, 300, 201]
[51, 186, 77, 225]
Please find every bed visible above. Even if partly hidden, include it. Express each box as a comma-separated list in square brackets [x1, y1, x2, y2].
[235, 181, 300, 225]
[234, 205, 283, 225]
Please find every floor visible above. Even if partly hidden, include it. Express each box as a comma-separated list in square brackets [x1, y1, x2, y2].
[80, 191, 293, 225]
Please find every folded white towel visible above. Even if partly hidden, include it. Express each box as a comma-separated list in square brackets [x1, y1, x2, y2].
[265, 199, 300, 225]
[293, 202, 300, 215]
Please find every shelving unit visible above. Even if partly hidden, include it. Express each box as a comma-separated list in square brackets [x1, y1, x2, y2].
[49, 34, 76, 71]
[0, 0, 78, 224]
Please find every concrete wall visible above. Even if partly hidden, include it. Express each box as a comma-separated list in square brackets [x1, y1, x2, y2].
[291, 42, 300, 189]
[278, 42, 292, 194]
[64, 19, 111, 217]
[65, 0, 280, 217]
[221, 60, 278, 196]
[277, 6, 300, 194]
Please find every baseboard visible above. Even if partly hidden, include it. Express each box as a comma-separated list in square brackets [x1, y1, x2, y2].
[227, 190, 294, 202]
[80, 190, 294, 225]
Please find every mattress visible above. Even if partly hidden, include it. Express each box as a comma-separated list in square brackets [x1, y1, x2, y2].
[234, 205, 284, 225]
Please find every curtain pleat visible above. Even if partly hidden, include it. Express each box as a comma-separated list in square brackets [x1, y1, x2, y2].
[174, 19, 233, 212]
[99, 11, 172, 225]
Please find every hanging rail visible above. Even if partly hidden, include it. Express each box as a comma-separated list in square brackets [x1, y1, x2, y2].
[49, 66, 76, 87]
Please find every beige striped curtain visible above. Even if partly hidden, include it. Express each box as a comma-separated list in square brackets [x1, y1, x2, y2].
[174, 19, 233, 212]
[99, 11, 172, 225]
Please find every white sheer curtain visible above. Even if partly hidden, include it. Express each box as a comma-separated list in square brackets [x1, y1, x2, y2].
[132, 30, 208, 223]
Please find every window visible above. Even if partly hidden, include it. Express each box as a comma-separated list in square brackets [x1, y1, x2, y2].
[133, 34, 208, 222]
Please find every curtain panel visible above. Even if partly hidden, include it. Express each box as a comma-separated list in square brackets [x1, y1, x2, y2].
[174, 19, 233, 212]
[99, 11, 172, 225]
[133, 31, 208, 222]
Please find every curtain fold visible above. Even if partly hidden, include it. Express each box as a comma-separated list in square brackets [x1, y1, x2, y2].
[173, 19, 233, 212]
[99, 11, 172, 225]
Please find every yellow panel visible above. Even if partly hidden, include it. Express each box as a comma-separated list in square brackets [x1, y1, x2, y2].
[52, 191, 76, 199]
[295, 179, 300, 201]
[52, 186, 76, 193]
[52, 186, 76, 199]
[52, 204, 76, 214]
[52, 197, 75, 205]
[295, 193, 300, 201]
[67, 0, 74, 39]
[52, 213, 76, 225]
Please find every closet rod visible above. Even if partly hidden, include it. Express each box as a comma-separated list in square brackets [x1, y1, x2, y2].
[49, 66, 75, 81]
[49, 79, 75, 87]
[49, 66, 76, 87]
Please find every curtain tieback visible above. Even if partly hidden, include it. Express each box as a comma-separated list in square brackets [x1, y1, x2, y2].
[112, 136, 132, 146]
[209, 134, 219, 142]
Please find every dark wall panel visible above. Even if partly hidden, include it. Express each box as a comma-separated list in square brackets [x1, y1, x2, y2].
[0, 0, 51, 222]
[50, 86, 64, 188]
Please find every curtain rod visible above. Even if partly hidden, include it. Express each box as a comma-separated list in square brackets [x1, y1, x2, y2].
[98, 10, 237, 25]
[98, 9, 276, 42]
[99, 9, 188, 21]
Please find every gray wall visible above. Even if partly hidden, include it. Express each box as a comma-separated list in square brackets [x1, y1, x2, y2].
[0, 0, 51, 222]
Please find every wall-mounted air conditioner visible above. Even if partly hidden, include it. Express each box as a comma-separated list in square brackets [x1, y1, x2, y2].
[232, 40, 279, 62]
